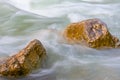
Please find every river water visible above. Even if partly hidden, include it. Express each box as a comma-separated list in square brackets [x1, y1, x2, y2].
[0, 0, 120, 80]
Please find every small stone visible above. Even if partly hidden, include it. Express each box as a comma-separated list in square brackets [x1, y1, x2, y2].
[0, 39, 46, 77]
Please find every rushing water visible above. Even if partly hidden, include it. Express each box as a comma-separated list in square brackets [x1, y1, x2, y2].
[0, 0, 120, 80]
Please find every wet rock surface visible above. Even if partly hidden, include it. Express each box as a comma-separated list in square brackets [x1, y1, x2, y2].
[63, 18, 119, 49]
[0, 39, 46, 77]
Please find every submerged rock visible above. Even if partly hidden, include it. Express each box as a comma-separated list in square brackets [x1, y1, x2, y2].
[0, 39, 46, 77]
[63, 18, 119, 49]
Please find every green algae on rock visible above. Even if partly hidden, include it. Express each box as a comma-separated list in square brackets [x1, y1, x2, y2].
[63, 18, 119, 49]
[0, 39, 46, 77]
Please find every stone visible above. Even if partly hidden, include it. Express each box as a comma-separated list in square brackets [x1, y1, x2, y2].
[0, 39, 46, 77]
[63, 18, 119, 49]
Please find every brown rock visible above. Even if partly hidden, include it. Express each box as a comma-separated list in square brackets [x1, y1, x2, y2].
[63, 18, 119, 49]
[0, 39, 46, 77]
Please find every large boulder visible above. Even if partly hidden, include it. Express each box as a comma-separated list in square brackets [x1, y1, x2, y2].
[63, 18, 119, 49]
[0, 39, 46, 77]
